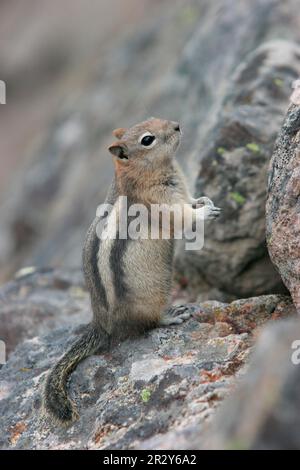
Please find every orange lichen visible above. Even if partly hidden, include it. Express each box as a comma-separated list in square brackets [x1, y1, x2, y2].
[10, 422, 27, 446]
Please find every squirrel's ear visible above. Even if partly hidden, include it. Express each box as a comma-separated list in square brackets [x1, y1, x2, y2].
[108, 142, 128, 160]
[112, 128, 127, 139]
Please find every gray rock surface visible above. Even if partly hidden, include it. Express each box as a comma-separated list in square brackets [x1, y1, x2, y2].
[204, 318, 300, 449]
[0, 268, 90, 356]
[0, 270, 295, 449]
[178, 40, 300, 298]
[266, 101, 300, 310]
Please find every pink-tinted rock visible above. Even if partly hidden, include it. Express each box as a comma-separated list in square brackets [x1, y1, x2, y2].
[266, 102, 300, 310]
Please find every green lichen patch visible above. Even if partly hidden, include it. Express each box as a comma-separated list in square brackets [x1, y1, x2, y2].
[229, 192, 246, 205]
[141, 388, 151, 403]
[273, 77, 284, 87]
[246, 142, 260, 154]
[217, 147, 226, 156]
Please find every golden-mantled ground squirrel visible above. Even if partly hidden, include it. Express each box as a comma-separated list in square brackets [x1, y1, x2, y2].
[43, 118, 221, 423]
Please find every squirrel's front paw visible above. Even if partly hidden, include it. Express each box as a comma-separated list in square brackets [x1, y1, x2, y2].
[193, 197, 221, 219]
[205, 205, 222, 219]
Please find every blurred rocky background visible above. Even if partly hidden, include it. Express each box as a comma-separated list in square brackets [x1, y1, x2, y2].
[0, 0, 203, 283]
[1, 0, 300, 450]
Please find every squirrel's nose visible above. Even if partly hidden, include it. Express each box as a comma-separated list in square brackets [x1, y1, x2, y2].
[173, 122, 180, 132]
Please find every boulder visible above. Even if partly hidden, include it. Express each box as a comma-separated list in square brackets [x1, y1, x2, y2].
[266, 101, 300, 311]
[0, 268, 90, 356]
[177, 40, 300, 298]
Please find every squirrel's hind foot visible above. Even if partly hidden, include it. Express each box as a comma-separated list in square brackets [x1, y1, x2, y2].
[160, 303, 199, 326]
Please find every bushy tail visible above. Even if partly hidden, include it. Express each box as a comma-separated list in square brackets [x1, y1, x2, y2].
[43, 324, 109, 424]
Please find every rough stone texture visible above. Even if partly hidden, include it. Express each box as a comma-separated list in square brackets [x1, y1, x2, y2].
[266, 102, 300, 311]
[0, 268, 90, 356]
[177, 40, 300, 298]
[0, 271, 295, 450]
[1, 0, 300, 300]
[204, 318, 300, 450]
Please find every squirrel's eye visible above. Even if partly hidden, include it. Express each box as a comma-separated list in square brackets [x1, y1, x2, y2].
[140, 133, 156, 148]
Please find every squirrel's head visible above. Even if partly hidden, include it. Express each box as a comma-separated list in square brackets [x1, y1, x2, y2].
[108, 118, 181, 171]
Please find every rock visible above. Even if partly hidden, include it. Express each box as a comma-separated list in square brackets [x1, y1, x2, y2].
[0, 269, 295, 449]
[193, 294, 295, 334]
[204, 318, 300, 449]
[266, 101, 300, 311]
[0, 267, 90, 356]
[177, 40, 300, 298]
[0, 323, 241, 450]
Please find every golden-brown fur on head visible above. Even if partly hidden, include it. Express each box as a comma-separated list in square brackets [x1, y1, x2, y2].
[108, 117, 181, 171]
